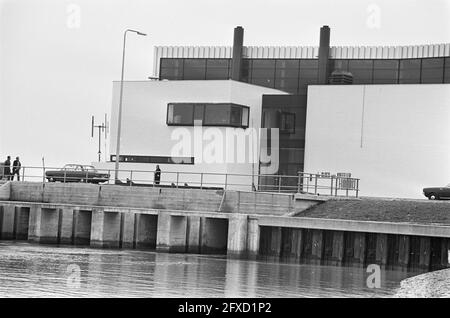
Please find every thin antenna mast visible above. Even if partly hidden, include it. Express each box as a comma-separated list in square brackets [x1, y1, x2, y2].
[91, 115, 108, 162]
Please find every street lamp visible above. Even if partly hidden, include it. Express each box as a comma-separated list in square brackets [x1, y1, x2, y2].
[114, 29, 147, 183]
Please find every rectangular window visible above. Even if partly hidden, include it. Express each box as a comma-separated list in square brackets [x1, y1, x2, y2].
[421, 58, 444, 83]
[111, 155, 194, 164]
[445, 57, 450, 83]
[183, 58, 206, 80]
[206, 59, 231, 80]
[280, 112, 296, 134]
[250, 59, 276, 88]
[348, 60, 374, 84]
[167, 103, 249, 128]
[167, 103, 194, 125]
[160, 58, 184, 80]
[204, 104, 231, 125]
[399, 59, 421, 84]
[331, 59, 349, 72]
[373, 60, 399, 84]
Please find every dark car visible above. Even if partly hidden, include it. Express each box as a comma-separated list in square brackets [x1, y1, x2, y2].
[45, 164, 110, 184]
[422, 184, 450, 200]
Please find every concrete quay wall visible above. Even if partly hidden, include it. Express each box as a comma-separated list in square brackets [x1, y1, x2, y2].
[6, 182, 300, 216]
[0, 200, 449, 271]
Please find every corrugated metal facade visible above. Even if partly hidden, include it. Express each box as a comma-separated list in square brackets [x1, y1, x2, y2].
[154, 44, 450, 77]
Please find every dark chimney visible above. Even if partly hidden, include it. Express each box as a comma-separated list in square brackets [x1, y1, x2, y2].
[231, 26, 244, 81]
[317, 25, 331, 84]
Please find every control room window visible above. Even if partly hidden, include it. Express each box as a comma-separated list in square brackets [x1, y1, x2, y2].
[204, 104, 231, 125]
[167, 103, 194, 125]
[167, 103, 249, 128]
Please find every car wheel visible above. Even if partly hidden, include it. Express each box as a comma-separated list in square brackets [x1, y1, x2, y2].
[429, 193, 439, 200]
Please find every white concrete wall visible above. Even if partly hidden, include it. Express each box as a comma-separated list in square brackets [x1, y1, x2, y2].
[304, 84, 450, 199]
[100, 80, 286, 189]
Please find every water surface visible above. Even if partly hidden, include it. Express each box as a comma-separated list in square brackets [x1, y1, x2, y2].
[0, 242, 426, 298]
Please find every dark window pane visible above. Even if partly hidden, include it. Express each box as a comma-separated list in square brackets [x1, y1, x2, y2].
[299, 68, 318, 86]
[183, 68, 206, 80]
[184, 59, 206, 68]
[348, 60, 373, 69]
[348, 60, 373, 84]
[206, 59, 230, 79]
[445, 58, 450, 83]
[206, 59, 230, 68]
[205, 68, 229, 79]
[241, 59, 251, 82]
[374, 60, 399, 69]
[167, 104, 193, 125]
[193, 104, 204, 123]
[276, 59, 300, 70]
[250, 77, 275, 88]
[252, 59, 275, 68]
[241, 107, 249, 127]
[275, 78, 299, 89]
[280, 112, 295, 134]
[399, 59, 421, 84]
[160, 58, 183, 68]
[204, 104, 231, 125]
[373, 60, 399, 83]
[183, 59, 206, 80]
[300, 60, 318, 69]
[230, 106, 242, 126]
[372, 70, 398, 84]
[160, 68, 183, 80]
[251, 68, 275, 78]
[275, 68, 299, 78]
[331, 59, 349, 71]
[421, 58, 444, 83]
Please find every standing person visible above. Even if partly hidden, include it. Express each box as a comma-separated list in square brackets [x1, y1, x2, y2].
[4, 156, 11, 181]
[12, 157, 21, 181]
[154, 165, 161, 185]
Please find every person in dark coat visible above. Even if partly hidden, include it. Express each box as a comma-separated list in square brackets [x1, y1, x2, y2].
[154, 165, 161, 185]
[12, 157, 21, 181]
[4, 156, 11, 181]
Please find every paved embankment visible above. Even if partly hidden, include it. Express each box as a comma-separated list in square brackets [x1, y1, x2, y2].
[297, 197, 450, 225]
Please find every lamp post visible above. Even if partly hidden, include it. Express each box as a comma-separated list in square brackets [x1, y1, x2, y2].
[114, 29, 147, 183]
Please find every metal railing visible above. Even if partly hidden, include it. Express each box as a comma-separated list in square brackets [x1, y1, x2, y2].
[0, 166, 360, 197]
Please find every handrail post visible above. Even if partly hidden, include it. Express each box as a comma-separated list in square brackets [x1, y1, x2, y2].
[224, 174, 228, 190]
[335, 177, 338, 196]
[314, 174, 318, 195]
[64, 170, 66, 183]
[85, 170, 88, 183]
[200, 173, 203, 189]
[278, 175, 282, 193]
[356, 179, 359, 198]
[237, 191, 240, 213]
[22, 167, 25, 182]
[42, 166, 45, 184]
[176, 172, 179, 188]
[108, 170, 111, 185]
[129, 170, 133, 187]
[297, 172, 301, 193]
[330, 176, 333, 196]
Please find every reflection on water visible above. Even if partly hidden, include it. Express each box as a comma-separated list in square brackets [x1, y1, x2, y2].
[0, 242, 424, 298]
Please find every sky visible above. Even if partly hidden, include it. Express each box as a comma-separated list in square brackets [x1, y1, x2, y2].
[0, 0, 449, 170]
